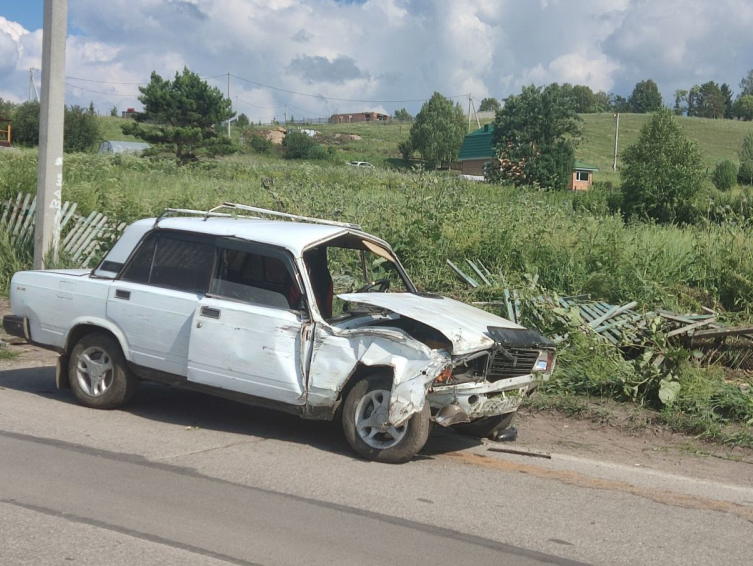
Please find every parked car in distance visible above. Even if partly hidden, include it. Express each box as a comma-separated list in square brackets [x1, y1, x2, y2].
[3, 203, 555, 463]
[346, 161, 374, 168]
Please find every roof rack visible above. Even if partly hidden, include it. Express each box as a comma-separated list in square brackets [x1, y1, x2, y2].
[155, 202, 362, 230]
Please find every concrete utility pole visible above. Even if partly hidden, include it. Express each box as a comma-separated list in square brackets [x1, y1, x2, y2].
[612, 113, 620, 172]
[34, 0, 67, 269]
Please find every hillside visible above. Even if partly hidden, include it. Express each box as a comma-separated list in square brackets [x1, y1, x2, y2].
[96, 113, 753, 183]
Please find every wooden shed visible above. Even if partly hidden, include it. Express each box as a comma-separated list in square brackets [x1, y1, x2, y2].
[0, 115, 11, 147]
[569, 161, 599, 191]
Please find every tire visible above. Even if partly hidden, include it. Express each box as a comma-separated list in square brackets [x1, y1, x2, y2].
[454, 412, 515, 439]
[342, 374, 430, 464]
[68, 332, 137, 410]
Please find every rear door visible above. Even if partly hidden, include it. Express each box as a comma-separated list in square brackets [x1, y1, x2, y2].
[187, 240, 312, 405]
[107, 231, 216, 376]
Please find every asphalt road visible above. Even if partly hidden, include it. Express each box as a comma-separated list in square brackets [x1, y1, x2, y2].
[1, 362, 752, 566]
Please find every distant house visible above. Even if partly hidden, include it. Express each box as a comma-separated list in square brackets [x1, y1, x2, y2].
[456, 124, 495, 176]
[121, 107, 136, 119]
[0, 115, 11, 148]
[457, 125, 600, 188]
[97, 140, 150, 155]
[330, 112, 390, 124]
[569, 161, 599, 191]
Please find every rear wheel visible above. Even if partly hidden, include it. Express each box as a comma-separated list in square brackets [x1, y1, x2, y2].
[68, 333, 136, 410]
[342, 374, 430, 464]
[454, 412, 515, 439]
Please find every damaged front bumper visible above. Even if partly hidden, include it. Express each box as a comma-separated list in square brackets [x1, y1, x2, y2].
[428, 374, 538, 424]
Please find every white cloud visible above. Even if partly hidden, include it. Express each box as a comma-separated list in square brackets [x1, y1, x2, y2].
[0, 0, 751, 118]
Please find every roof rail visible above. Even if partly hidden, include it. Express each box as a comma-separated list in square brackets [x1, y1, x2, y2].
[219, 202, 362, 230]
[154, 203, 361, 230]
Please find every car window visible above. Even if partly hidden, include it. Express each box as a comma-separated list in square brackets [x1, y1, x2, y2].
[120, 232, 215, 294]
[210, 247, 299, 310]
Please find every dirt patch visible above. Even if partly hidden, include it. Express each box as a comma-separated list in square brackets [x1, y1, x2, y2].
[510, 406, 753, 487]
[333, 133, 362, 142]
[257, 128, 286, 145]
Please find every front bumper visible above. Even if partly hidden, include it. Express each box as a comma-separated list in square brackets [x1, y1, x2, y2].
[427, 374, 536, 420]
[2, 315, 30, 341]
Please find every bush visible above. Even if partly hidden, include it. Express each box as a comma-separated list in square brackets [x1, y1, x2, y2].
[64, 106, 102, 153]
[247, 134, 274, 155]
[712, 160, 738, 191]
[283, 131, 325, 160]
[740, 133, 753, 185]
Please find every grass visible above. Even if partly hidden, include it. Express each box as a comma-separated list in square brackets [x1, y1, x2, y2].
[0, 349, 18, 361]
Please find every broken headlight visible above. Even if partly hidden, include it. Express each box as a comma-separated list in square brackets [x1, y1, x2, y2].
[532, 350, 555, 373]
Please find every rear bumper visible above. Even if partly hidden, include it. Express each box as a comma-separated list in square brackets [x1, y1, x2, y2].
[2, 315, 30, 341]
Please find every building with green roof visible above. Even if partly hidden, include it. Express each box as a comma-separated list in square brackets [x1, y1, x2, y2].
[457, 124, 599, 189]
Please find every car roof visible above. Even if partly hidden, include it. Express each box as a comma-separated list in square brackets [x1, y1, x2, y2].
[132, 217, 358, 256]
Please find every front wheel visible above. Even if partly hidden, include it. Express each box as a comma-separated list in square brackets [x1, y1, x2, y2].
[68, 332, 137, 410]
[342, 374, 430, 464]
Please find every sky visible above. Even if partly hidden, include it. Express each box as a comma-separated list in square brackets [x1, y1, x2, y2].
[1, 0, 752, 122]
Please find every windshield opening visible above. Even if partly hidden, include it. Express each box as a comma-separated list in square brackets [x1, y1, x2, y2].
[302, 234, 411, 320]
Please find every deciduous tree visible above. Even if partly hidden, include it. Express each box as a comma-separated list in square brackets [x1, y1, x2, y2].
[621, 109, 703, 223]
[64, 105, 102, 152]
[628, 79, 663, 113]
[478, 97, 501, 112]
[122, 67, 235, 162]
[490, 84, 581, 190]
[734, 95, 753, 121]
[408, 92, 466, 168]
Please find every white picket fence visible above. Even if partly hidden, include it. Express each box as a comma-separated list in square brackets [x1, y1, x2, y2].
[0, 192, 126, 268]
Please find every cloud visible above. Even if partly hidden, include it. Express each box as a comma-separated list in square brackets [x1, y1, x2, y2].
[287, 54, 365, 84]
[0, 0, 751, 120]
[291, 29, 312, 43]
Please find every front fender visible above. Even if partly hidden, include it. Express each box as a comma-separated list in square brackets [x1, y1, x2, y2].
[307, 324, 450, 426]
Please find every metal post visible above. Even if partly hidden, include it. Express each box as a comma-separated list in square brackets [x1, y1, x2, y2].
[227, 73, 231, 137]
[612, 113, 620, 172]
[468, 95, 472, 133]
[34, 0, 67, 269]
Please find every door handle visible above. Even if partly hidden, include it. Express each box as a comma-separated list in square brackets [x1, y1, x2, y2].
[115, 289, 131, 300]
[200, 306, 221, 319]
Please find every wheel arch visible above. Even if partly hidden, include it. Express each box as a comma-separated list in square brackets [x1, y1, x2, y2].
[58, 320, 131, 390]
[334, 363, 395, 418]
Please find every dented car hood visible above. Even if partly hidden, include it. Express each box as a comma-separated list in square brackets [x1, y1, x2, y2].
[337, 292, 525, 356]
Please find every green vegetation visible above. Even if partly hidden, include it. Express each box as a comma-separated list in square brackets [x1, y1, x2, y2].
[406, 92, 466, 168]
[712, 160, 738, 191]
[122, 67, 235, 162]
[2, 108, 753, 446]
[621, 109, 704, 223]
[628, 79, 663, 113]
[491, 84, 581, 190]
[740, 133, 753, 185]
[64, 106, 102, 153]
[283, 130, 329, 160]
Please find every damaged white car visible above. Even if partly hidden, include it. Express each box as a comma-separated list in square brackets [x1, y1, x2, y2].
[3, 203, 555, 463]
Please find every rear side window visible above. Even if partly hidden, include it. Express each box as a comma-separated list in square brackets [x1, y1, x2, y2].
[120, 232, 215, 294]
[210, 247, 299, 310]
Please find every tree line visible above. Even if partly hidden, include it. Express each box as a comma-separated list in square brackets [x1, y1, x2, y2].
[673, 70, 753, 120]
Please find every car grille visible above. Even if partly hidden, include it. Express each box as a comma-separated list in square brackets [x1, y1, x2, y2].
[487, 348, 539, 381]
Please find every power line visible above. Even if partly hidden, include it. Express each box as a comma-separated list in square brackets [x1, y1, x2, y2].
[65, 83, 139, 97]
[230, 73, 467, 104]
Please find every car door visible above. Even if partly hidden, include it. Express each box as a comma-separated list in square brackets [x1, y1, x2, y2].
[107, 230, 216, 377]
[186, 240, 312, 405]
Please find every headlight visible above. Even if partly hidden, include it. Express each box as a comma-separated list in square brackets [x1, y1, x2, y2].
[533, 350, 555, 373]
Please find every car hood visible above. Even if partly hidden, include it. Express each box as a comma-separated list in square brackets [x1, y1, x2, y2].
[337, 292, 525, 356]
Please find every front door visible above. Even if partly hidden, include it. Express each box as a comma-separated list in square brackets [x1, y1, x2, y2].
[187, 240, 311, 405]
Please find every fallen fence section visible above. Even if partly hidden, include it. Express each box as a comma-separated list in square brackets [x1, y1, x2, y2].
[0, 192, 126, 269]
[449, 258, 753, 344]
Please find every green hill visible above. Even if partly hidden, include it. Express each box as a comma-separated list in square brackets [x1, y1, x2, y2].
[97, 113, 753, 182]
[576, 113, 753, 185]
